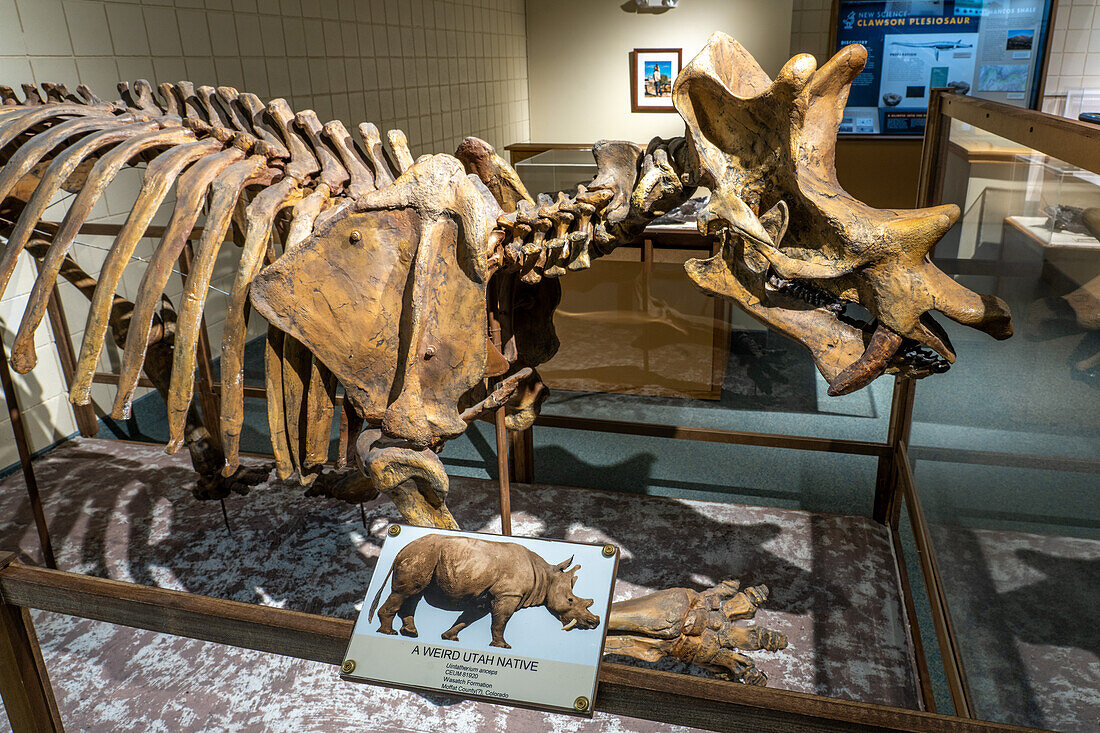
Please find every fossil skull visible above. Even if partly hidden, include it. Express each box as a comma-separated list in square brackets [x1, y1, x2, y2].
[676, 33, 1012, 394]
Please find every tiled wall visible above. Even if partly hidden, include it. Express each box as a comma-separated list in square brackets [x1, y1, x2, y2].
[789, 0, 832, 61]
[0, 0, 530, 471]
[1044, 0, 1100, 97]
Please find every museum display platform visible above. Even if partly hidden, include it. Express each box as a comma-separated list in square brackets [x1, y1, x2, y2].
[0, 56, 1095, 733]
[0, 437, 920, 731]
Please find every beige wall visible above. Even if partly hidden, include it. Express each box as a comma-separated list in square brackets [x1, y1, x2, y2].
[524, 0, 793, 144]
[0, 0, 530, 471]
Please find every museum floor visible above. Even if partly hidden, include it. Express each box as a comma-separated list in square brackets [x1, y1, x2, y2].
[1, 438, 920, 732]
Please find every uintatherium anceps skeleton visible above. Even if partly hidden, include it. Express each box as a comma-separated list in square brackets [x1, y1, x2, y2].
[0, 34, 1012, 685]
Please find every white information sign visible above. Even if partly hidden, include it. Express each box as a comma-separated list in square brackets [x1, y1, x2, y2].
[341, 525, 619, 716]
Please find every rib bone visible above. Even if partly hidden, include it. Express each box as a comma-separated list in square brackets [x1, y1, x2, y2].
[11, 127, 196, 372]
[219, 177, 303, 475]
[70, 139, 225, 404]
[0, 121, 159, 300]
[112, 147, 247, 417]
[165, 155, 269, 452]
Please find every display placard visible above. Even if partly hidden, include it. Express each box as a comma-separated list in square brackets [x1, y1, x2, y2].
[341, 525, 619, 716]
[834, 0, 1054, 135]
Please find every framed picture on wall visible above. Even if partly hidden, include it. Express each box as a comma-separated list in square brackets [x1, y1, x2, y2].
[630, 48, 682, 112]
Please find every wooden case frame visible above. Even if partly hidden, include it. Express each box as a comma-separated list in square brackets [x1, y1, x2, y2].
[5, 93, 1100, 731]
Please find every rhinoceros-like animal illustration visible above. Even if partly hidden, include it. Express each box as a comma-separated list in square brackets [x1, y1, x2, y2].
[368, 534, 600, 649]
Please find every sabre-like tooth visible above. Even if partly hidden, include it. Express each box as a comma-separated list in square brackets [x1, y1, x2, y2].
[826, 321, 904, 397]
[11, 126, 196, 373]
[71, 138, 224, 405]
[165, 155, 268, 452]
[113, 147, 246, 418]
[562, 619, 578, 631]
[0, 120, 157, 303]
[219, 178, 303, 476]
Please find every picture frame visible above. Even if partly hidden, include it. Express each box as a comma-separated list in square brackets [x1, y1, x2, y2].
[630, 48, 682, 113]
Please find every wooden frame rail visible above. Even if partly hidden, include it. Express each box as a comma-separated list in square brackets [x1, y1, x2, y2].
[533, 414, 890, 457]
[0, 554, 1047, 733]
[12, 96, 1093, 728]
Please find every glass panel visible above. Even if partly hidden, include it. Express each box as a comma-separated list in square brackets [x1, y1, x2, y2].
[910, 114, 1100, 731]
[513, 157, 894, 445]
[513, 149, 597, 196]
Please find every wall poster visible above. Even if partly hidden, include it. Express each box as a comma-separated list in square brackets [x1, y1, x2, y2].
[834, 0, 1055, 135]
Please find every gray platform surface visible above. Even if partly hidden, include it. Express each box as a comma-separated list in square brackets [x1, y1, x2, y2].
[1, 437, 919, 731]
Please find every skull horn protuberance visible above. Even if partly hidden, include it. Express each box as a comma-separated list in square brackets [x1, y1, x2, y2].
[675, 32, 1012, 389]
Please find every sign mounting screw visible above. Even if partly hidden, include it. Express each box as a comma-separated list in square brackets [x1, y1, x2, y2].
[574, 696, 589, 712]
[602, 544, 616, 557]
[341, 659, 356, 674]
[388, 524, 401, 537]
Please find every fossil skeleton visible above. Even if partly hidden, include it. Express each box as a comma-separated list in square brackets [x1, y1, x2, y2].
[0, 34, 1011, 685]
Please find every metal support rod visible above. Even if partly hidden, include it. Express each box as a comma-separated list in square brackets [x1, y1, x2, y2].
[487, 275, 513, 536]
[41, 280, 97, 437]
[494, 406, 511, 536]
[874, 376, 916, 525]
[0, 340, 57, 569]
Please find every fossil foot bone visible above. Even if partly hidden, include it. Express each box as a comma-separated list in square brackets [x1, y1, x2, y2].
[605, 580, 787, 685]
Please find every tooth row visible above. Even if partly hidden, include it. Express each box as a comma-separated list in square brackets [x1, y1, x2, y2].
[768, 270, 847, 314]
[898, 343, 950, 374]
[493, 185, 613, 283]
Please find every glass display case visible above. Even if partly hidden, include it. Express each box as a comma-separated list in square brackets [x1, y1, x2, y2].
[902, 91, 1100, 731]
[1007, 152, 1100, 249]
[513, 149, 597, 196]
